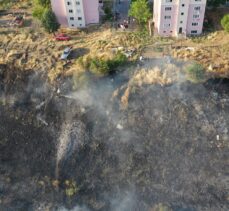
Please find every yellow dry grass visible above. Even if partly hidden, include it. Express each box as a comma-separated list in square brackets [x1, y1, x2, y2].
[118, 62, 185, 110]
[172, 31, 229, 77]
[0, 26, 143, 83]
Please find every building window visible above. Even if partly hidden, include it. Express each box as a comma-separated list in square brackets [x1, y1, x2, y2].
[72, 24, 74, 27]
[193, 15, 200, 18]
[166, 0, 172, 2]
[165, 7, 172, 11]
[69, 9, 73, 13]
[181, 12, 184, 15]
[192, 22, 198, 26]
[67, 1, 71, 5]
[180, 21, 183, 23]
[70, 17, 74, 20]
[164, 15, 171, 19]
[194, 6, 201, 10]
[76, 1, 80, 5]
[164, 23, 171, 28]
[191, 30, 198, 34]
[182, 4, 185, 7]
[78, 17, 82, 20]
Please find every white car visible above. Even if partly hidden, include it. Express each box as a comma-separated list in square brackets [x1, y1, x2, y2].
[60, 47, 72, 60]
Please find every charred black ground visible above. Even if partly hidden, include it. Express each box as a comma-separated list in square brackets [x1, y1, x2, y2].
[0, 63, 228, 211]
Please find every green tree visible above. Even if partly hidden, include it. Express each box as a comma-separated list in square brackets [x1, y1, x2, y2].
[128, 0, 151, 24]
[41, 8, 60, 33]
[207, 0, 226, 8]
[37, 0, 50, 7]
[32, 0, 50, 20]
[221, 14, 229, 32]
[32, 5, 46, 20]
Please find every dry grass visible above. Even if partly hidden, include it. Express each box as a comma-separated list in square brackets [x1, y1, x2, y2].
[0, 26, 144, 83]
[130, 63, 183, 87]
[172, 30, 229, 77]
[118, 62, 186, 110]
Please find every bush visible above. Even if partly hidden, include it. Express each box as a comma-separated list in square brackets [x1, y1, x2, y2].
[76, 52, 128, 76]
[186, 63, 205, 83]
[108, 52, 128, 70]
[221, 14, 229, 32]
[64, 180, 78, 197]
[90, 58, 110, 75]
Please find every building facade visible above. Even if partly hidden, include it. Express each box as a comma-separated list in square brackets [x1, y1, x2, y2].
[51, 0, 102, 28]
[153, 0, 207, 37]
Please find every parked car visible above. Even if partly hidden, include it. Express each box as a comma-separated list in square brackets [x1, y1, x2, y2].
[60, 47, 72, 60]
[55, 34, 71, 41]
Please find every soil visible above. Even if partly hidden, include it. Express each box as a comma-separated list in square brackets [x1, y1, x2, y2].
[0, 59, 229, 211]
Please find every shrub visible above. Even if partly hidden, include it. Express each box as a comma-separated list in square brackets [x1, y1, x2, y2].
[64, 180, 78, 197]
[89, 58, 110, 76]
[221, 14, 229, 32]
[108, 52, 128, 70]
[76, 53, 128, 76]
[186, 63, 205, 83]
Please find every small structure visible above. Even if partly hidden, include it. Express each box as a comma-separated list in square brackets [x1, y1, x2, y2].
[51, 0, 103, 28]
[153, 0, 207, 37]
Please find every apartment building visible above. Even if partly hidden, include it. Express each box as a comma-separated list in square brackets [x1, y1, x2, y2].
[153, 0, 207, 37]
[51, 0, 102, 28]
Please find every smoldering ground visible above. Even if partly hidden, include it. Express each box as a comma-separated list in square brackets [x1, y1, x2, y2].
[0, 60, 229, 211]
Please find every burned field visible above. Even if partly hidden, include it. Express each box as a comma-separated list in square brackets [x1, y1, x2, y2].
[0, 63, 229, 211]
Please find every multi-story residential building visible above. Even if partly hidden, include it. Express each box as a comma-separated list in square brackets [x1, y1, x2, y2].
[153, 0, 207, 37]
[51, 0, 102, 28]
